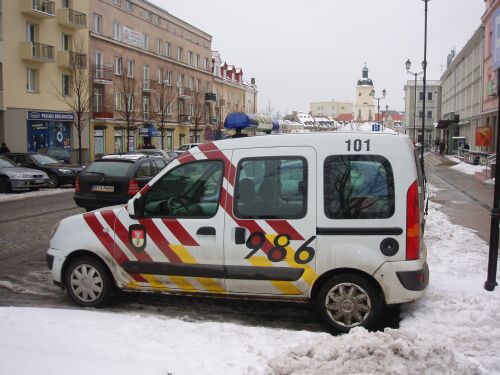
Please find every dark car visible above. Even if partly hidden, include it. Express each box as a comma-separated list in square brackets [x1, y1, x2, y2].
[0, 155, 50, 192]
[74, 154, 167, 211]
[45, 149, 72, 164]
[4, 152, 81, 188]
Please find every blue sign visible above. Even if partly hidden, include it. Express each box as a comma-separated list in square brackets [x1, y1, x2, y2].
[372, 124, 381, 131]
[493, 8, 500, 70]
[27, 111, 75, 121]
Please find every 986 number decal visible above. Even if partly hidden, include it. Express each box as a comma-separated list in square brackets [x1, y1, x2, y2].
[245, 232, 316, 264]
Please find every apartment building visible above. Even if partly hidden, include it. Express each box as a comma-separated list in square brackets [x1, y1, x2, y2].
[0, 0, 89, 159]
[440, 26, 484, 153]
[309, 101, 353, 118]
[89, 0, 215, 158]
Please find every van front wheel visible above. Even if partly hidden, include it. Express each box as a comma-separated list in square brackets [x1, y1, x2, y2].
[317, 274, 382, 333]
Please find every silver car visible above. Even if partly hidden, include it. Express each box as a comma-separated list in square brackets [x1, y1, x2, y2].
[0, 155, 49, 193]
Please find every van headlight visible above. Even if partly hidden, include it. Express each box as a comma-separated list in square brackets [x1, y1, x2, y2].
[50, 221, 61, 239]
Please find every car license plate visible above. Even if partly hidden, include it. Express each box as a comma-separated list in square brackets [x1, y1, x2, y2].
[34, 178, 44, 184]
[92, 185, 114, 193]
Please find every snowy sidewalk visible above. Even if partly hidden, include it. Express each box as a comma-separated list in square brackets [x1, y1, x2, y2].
[0, 188, 73, 203]
[0, 193, 499, 374]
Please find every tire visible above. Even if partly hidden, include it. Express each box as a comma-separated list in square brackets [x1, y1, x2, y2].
[65, 257, 113, 307]
[316, 274, 382, 333]
[0, 176, 11, 193]
[48, 174, 59, 188]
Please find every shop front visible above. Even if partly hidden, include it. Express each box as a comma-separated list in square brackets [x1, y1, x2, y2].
[27, 111, 74, 153]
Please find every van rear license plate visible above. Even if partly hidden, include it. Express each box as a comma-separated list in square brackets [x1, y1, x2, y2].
[92, 185, 114, 193]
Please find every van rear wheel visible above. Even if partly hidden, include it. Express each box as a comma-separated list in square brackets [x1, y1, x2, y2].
[317, 274, 382, 333]
[65, 257, 112, 307]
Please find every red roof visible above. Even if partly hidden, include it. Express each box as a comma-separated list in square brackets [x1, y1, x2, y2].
[334, 113, 353, 121]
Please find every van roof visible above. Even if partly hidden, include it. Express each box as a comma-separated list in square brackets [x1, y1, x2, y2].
[205, 131, 409, 151]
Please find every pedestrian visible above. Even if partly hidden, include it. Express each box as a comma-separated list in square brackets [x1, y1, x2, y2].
[464, 142, 470, 150]
[439, 141, 445, 155]
[0, 142, 10, 154]
[434, 138, 440, 152]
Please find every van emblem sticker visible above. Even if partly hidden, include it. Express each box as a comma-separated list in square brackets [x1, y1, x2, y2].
[129, 224, 146, 252]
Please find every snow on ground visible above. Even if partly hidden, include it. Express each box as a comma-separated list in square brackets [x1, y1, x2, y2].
[0, 188, 72, 202]
[0, 186, 499, 374]
[445, 154, 490, 179]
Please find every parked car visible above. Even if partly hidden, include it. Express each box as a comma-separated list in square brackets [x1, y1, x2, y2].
[177, 143, 201, 152]
[3, 152, 81, 188]
[0, 155, 49, 193]
[74, 154, 167, 211]
[164, 150, 183, 159]
[128, 149, 174, 164]
[45, 149, 72, 164]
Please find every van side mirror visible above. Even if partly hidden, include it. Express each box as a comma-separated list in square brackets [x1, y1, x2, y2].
[127, 196, 145, 219]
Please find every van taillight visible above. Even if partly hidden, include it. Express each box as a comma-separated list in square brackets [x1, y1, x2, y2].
[127, 179, 139, 195]
[406, 180, 420, 260]
[75, 175, 80, 193]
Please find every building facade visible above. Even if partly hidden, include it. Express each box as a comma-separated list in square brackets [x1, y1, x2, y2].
[88, 0, 216, 159]
[0, 0, 90, 160]
[481, 0, 499, 153]
[440, 26, 484, 153]
[309, 101, 353, 118]
[353, 65, 376, 122]
[403, 80, 442, 145]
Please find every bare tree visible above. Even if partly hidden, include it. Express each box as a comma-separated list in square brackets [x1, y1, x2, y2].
[259, 101, 281, 119]
[190, 90, 206, 143]
[153, 70, 177, 149]
[51, 39, 91, 166]
[114, 61, 140, 152]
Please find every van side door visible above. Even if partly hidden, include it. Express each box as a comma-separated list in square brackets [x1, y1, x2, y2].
[223, 147, 318, 296]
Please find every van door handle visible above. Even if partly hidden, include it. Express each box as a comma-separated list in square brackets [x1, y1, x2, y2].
[197, 227, 216, 236]
[235, 227, 246, 244]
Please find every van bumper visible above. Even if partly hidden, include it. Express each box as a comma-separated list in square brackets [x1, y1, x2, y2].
[373, 259, 429, 305]
[47, 248, 65, 285]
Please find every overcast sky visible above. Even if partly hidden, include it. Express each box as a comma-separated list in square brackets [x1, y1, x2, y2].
[149, 0, 485, 115]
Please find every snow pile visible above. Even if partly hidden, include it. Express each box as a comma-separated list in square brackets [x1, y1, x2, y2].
[449, 161, 486, 176]
[0, 188, 71, 202]
[268, 327, 480, 375]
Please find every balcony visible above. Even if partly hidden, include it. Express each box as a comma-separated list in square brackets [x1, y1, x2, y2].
[57, 8, 87, 29]
[93, 65, 113, 84]
[178, 114, 191, 124]
[57, 51, 87, 69]
[21, 42, 54, 63]
[205, 93, 217, 102]
[22, 0, 55, 18]
[178, 87, 191, 99]
[142, 79, 155, 93]
[92, 112, 114, 120]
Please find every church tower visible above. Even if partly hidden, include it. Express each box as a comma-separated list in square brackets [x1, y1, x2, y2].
[354, 65, 376, 122]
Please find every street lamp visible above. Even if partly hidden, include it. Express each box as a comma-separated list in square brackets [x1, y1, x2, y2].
[405, 58, 423, 142]
[385, 104, 389, 128]
[371, 88, 386, 124]
[421, 0, 430, 167]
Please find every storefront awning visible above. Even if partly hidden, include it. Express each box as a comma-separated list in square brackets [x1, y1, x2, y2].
[435, 120, 453, 129]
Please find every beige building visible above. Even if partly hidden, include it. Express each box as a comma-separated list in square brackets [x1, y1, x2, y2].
[0, 0, 90, 160]
[89, 0, 215, 159]
[309, 101, 352, 118]
[353, 65, 376, 122]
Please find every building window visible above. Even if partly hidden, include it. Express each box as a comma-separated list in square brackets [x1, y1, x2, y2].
[94, 88, 103, 112]
[127, 95, 134, 111]
[188, 51, 193, 66]
[196, 79, 201, 92]
[166, 101, 172, 115]
[205, 81, 210, 93]
[113, 0, 121, 6]
[62, 74, 71, 96]
[196, 54, 200, 68]
[166, 70, 172, 85]
[127, 60, 134, 77]
[427, 110, 433, 119]
[114, 56, 122, 75]
[418, 110, 424, 118]
[126, 1, 133, 12]
[428, 92, 433, 101]
[419, 92, 424, 101]
[158, 67, 164, 83]
[143, 33, 149, 50]
[177, 47, 183, 62]
[143, 96, 149, 120]
[26, 69, 38, 92]
[93, 13, 102, 34]
[62, 33, 71, 51]
[156, 38, 162, 55]
[189, 76, 194, 90]
[112, 22, 121, 41]
[165, 42, 171, 57]
[114, 92, 122, 110]
[61, 0, 70, 8]
[144, 11, 152, 21]
[204, 57, 209, 71]
[153, 14, 160, 25]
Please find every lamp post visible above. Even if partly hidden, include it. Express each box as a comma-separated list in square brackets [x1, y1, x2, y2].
[371, 88, 386, 124]
[421, 0, 430, 167]
[385, 104, 389, 127]
[405, 59, 423, 142]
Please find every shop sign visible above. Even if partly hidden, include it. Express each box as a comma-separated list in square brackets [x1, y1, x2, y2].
[27, 111, 75, 121]
[94, 129, 104, 137]
[122, 26, 144, 49]
[476, 127, 491, 147]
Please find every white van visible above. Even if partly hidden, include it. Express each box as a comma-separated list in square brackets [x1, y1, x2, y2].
[47, 132, 428, 333]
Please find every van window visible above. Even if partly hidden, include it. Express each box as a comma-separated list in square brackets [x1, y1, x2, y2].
[234, 157, 307, 219]
[324, 155, 394, 219]
[143, 160, 223, 218]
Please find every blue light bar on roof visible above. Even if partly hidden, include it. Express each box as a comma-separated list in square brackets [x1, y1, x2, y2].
[224, 112, 279, 133]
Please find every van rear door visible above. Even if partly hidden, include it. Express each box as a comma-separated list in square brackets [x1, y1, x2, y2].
[223, 147, 317, 296]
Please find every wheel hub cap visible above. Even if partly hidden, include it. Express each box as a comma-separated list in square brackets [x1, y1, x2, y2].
[325, 282, 371, 328]
[70, 264, 104, 303]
